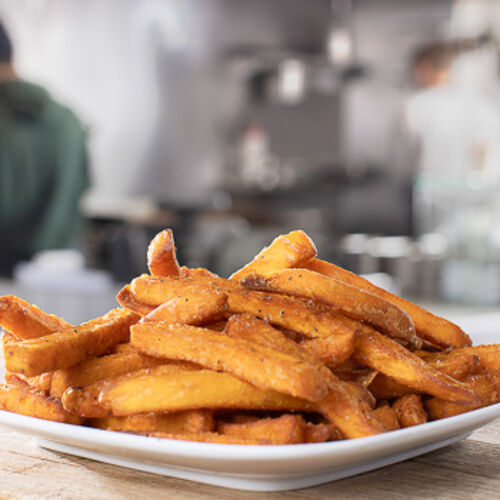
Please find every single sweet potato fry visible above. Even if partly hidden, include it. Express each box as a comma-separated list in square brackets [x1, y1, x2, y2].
[230, 230, 317, 281]
[0, 295, 72, 340]
[5, 371, 53, 395]
[241, 269, 417, 347]
[223, 314, 337, 388]
[423, 344, 500, 374]
[131, 321, 329, 402]
[143, 431, 273, 445]
[225, 287, 359, 340]
[354, 329, 479, 404]
[316, 378, 388, 439]
[4, 308, 140, 377]
[94, 368, 313, 417]
[147, 229, 181, 277]
[0, 384, 83, 424]
[373, 405, 400, 431]
[369, 351, 479, 400]
[90, 410, 215, 434]
[62, 363, 200, 418]
[393, 394, 428, 428]
[302, 422, 340, 443]
[180, 266, 219, 278]
[50, 350, 165, 399]
[143, 290, 227, 326]
[425, 372, 500, 420]
[130, 275, 238, 308]
[304, 258, 471, 349]
[218, 414, 304, 444]
[116, 285, 155, 316]
[111, 343, 135, 354]
[300, 332, 355, 367]
[368, 375, 414, 400]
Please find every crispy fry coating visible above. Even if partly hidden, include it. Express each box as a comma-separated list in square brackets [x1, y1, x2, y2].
[0, 295, 72, 340]
[4, 308, 139, 377]
[90, 410, 215, 434]
[230, 230, 317, 281]
[5, 371, 53, 396]
[61, 364, 199, 418]
[425, 372, 500, 419]
[354, 329, 479, 404]
[130, 321, 329, 402]
[147, 229, 181, 277]
[393, 394, 428, 428]
[373, 405, 400, 431]
[93, 368, 312, 417]
[218, 414, 304, 444]
[143, 290, 227, 325]
[423, 344, 500, 374]
[305, 258, 471, 349]
[0, 384, 83, 424]
[143, 431, 273, 445]
[369, 351, 479, 400]
[50, 351, 165, 399]
[130, 275, 238, 307]
[302, 422, 340, 443]
[180, 266, 219, 278]
[223, 314, 337, 388]
[300, 332, 356, 367]
[225, 287, 358, 341]
[116, 285, 155, 316]
[316, 378, 387, 439]
[241, 269, 417, 347]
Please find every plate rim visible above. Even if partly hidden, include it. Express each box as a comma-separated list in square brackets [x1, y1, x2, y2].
[0, 401, 499, 461]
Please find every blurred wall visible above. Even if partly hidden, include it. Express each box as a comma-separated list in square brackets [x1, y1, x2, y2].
[0, 0, 336, 208]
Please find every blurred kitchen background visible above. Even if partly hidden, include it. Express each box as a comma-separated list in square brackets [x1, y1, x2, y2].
[2, 0, 500, 324]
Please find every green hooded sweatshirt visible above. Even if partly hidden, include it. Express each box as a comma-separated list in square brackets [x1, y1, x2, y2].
[0, 80, 89, 275]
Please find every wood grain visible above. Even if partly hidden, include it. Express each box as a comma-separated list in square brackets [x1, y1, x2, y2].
[0, 421, 499, 499]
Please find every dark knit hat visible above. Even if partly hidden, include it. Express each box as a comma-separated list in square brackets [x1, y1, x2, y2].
[0, 21, 13, 62]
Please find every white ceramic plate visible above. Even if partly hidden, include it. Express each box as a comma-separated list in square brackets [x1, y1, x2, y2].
[0, 323, 499, 492]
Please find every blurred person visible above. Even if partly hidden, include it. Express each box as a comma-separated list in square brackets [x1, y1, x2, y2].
[0, 20, 90, 276]
[395, 41, 500, 235]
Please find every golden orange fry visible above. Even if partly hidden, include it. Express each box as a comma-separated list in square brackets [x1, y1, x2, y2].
[0, 295, 72, 340]
[143, 290, 227, 326]
[147, 229, 181, 277]
[225, 287, 359, 341]
[143, 431, 273, 445]
[425, 372, 500, 420]
[369, 351, 479, 400]
[241, 269, 417, 347]
[4, 308, 139, 377]
[95, 368, 313, 417]
[130, 275, 238, 308]
[61, 363, 199, 418]
[116, 285, 155, 316]
[131, 321, 329, 402]
[316, 378, 387, 439]
[0, 384, 83, 424]
[90, 410, 215, 434]
[50, 350, 165, 399]
[218, 414, 304, 444]
[230, 229, 317, 281]
[373, 405, 400, 431]
[393, 394, 428, 428]
[305, 258, 471, 349]
[354, 329, 480, 404]
[223, 314, 337, 388]
[300, 332, 355, 367]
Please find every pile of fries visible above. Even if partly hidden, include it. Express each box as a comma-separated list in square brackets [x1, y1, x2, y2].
[1, 229, 500, 445]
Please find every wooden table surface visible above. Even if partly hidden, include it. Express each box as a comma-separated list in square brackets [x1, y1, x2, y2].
[1, 419, 499, 500]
